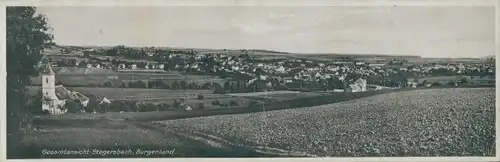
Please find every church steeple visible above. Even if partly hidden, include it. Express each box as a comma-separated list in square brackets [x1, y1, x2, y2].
[41, 63, 55, 75]
[41, 59, 57, 113]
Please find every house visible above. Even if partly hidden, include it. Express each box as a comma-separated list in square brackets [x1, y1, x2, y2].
[98, 96, 111, 104]
[40, 63, 90, 115]
[178, 102, 193, 111]
[276, 66, 285, 74]
[101, 62, 112, 69]
[369, 63, 386, 67]
[345, 78, 367, 92]
[407, 78, 418, 88]
[185, 105, 193, 111]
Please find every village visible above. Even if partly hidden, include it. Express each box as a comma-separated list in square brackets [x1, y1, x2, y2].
[31, 45, 496, 116]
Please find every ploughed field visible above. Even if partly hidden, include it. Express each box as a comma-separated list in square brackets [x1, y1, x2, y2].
[155, 88, 496, 157]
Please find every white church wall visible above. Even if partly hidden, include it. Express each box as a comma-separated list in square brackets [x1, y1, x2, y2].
[42, 75, 57, 100]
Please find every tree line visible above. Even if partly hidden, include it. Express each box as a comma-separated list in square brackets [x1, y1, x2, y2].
[97, 80, 214, 90]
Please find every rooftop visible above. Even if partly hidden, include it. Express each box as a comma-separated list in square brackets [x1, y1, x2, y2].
[40, 64, 55, 75]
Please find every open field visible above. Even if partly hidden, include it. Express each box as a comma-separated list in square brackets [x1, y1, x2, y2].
[155, 88, 495, 156]
[27, 86, 217, 100]
[55, 67, 116, 75]
[228, 91, 323, 101]
[27, 86, 255, 111]
[227, 91, 301, 97]
[30, 67, 226, 86]
[21, 118, 264, 158]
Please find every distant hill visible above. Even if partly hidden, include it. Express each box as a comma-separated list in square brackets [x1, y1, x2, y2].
[482, 55, 495, 59]
[49, 44, 432, 60]
[247, 49, 292, 55]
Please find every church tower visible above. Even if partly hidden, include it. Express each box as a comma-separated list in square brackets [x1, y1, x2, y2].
[41, 63, 57, 110]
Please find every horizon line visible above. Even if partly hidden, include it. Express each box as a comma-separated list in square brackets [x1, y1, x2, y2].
[53, 43, 494, 59]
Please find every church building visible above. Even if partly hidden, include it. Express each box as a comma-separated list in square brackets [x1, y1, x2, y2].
[40, 63, 90, 115]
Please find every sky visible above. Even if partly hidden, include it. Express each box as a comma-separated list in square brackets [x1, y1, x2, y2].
[36, 6, 495, 58]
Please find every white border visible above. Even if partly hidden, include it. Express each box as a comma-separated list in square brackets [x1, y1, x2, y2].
[1, 0, 498, 6]
[1, 0, 498, 162]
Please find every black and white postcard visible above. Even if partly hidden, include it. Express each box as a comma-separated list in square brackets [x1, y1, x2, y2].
[2, 0, 498, 161]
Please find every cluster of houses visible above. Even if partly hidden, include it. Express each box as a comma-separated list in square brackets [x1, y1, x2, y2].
[51, 47, 495, 86]
[48, 49, 495, 93]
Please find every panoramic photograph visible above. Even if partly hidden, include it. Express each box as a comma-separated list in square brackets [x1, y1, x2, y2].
[5, 5, 496, 158]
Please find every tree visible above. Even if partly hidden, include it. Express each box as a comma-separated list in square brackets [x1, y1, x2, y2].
[120, 81, 128, 88]
[213, 83, 225, 94]
[202, 82, 212, 89]
[160, 82, 171, 89]
[105, 47, 118, 56]
[133, 80, 147, 88]
[212, 100, 220, 106]
[85, 95, 99, 113]
[179, 80, 188, 89]
[460, 77, 468, 84]
[248, 100, 261, 108]
[189, 82, 200, 89]
[65, 99, 82, 113]
[229, 100, 239, 106]
[83, 51, 90, 58]
[137, 103, 148, 112]
[147, 81, 155, 89]
[197, 103, 206, 110]
[224, 80, 231, 91]
[158, 103, 171, 111]
[100, 103, 110, 113]
[103, 80, 113, 87]
[119, 100, 137, 112]
[197, 94, 205, 100]
[107, 100, 120, 112]
[7, 7, 53, 158]
[171, 81, 180, 90]
[173, 99, 183, 109]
